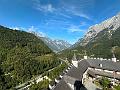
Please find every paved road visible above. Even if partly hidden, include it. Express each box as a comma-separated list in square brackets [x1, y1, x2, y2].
[15, 59, 64, 90]
[15, 67, 55, 90]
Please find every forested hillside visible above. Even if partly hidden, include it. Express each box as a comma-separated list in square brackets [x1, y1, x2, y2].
[59, 13, 120, 61]
[60, 27, 120, 60]
[86, 27, 120, 59]
[0, 25, 60, 89]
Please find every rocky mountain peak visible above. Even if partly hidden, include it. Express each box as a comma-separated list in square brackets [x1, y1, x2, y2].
[78, 12, 120, 46]
[41, 37, 71, 52]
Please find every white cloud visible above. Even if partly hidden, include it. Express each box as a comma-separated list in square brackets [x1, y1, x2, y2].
[73, 12, 91, 20]
[32, 0, 92, 20]
[58, 13, 72, 19]
[27, 26, 46, 37]
[10, 27, 25, 31]
[33, 0, 71, 19]
[32, 0, 55, 13]
[67, 21, 88, 33]
[61, 0, 94, 20]
[46, 19, 71, 26]
[79, 22, 88, 26]
[63, 7, 91, 20]
[68, 25, 85, 32]
[36, 4, 55, 12]
[27, 26, 36, 32]
[11, 26, 46, 37]
[11, 27, 20, 30]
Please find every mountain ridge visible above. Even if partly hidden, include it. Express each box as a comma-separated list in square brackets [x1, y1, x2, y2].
[28, 31, 71, 52]
[60, 12, 120, 60]
[74, 12, 120, 47]
[40, 37, 71, 52]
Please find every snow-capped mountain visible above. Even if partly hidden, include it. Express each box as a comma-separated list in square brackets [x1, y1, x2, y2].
[41, 37, 71, 52]
[29, 31, 71, 52]
[75, 13, 120, 46]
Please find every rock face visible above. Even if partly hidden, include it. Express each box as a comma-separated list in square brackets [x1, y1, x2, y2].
[58, 13, 120, 59]
[29, 31, 71, 53]
[41, 37, 71, 52]
[76, 13, 120, 46]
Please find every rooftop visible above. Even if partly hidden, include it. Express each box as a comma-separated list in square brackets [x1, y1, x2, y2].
[53, 58, 120, 90]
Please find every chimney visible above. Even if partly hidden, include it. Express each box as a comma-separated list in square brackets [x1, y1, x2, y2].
[59, 75, 63, 78]
[49, 84, 53, 90]
[84, 56, 88, 59]
[112, 58, 116, 62]
[55, 78, 59, 83]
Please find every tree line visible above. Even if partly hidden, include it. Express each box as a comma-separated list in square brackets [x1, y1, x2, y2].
[0, 25, 60, 89]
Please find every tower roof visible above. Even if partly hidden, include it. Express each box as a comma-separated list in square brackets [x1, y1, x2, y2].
[72, 53, 77, 61]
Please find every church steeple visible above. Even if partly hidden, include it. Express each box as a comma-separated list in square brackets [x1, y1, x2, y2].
[73, 53, 77, 61]
[72, 53, 78, 68]
[84, 50, 88, 59]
